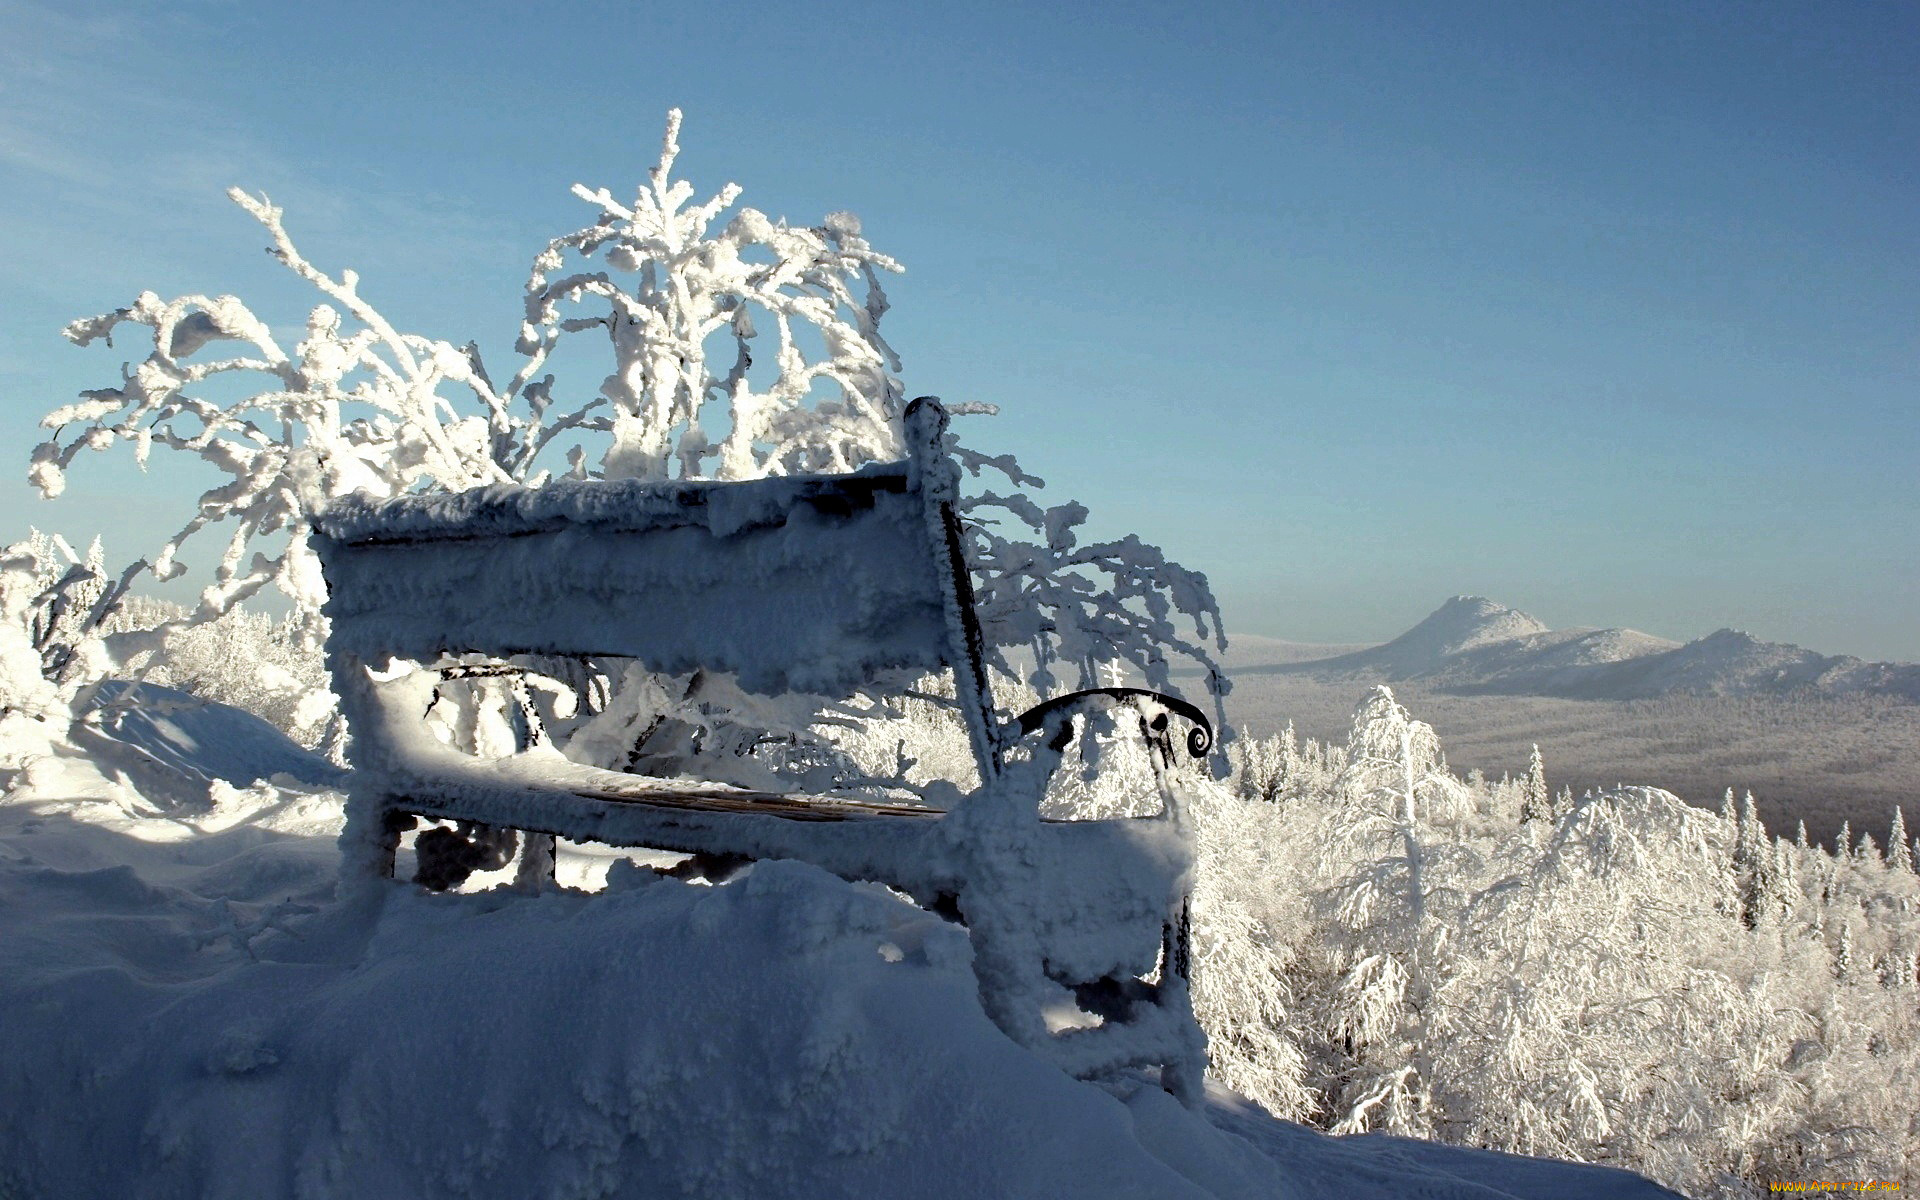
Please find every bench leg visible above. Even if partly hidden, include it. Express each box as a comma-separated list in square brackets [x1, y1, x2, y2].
[968, 927, 1054, 1053]
[342, 798, 409, 878]
[1155, 907, 1208, 1106]
[964, 888, 1207, 1105]
[514, 832, 558, 893]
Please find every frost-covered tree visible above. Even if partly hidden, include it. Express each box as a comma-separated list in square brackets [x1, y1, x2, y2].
[1318, 686, 1471, 1136]
[1519, 743, 1549, 824]
[100, 597, 336, 750]
[1734, 791, 1783, 929]
[1835, 915, 1857, 981]
[0, 532, 121, 712]
[1, 542, 69, 724]
[30, 190, 515, 718]
[1889, 808, 1913, 877]
[0, 532, 128, 773]
[1180, 781, 1317, 1120]
[1229, 723, 1297, 805]
[507, 109, 906, 483]
[1201, 696, 1920, 1196]
[1329, 687, 1469, 969]
[29, 110, 1227, 763]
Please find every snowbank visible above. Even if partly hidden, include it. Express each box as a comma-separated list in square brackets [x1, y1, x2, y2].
[0, 698, 1680, 1199]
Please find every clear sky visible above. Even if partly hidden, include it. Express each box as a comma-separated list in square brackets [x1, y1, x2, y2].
[4, 0, 1916, 659]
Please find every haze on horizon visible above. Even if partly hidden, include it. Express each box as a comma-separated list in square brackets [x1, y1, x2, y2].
[2, 0, 1914, 659]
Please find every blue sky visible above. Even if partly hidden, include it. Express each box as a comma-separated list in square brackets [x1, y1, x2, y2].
[4, 0, 1916, 659]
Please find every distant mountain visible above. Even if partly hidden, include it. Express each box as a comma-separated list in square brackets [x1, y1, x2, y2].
[1249, 596, 1920, 703]
[1294, 596, 1557, 678]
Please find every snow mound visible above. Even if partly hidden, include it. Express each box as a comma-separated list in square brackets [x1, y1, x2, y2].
[87, 680, 346, 790]
[0, 718, 1681, 1199]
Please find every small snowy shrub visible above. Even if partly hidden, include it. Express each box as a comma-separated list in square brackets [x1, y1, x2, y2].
[0, 531, 119, 717]
[0, 545, 67, 725]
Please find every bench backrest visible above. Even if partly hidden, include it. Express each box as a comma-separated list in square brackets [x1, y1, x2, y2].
[311, 399, 1003, 778]
[315, 464, 947, 695]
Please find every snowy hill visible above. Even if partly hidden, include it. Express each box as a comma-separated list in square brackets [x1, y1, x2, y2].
[1256, 596, 1920, 702]
[1561, 626, 1920, 701]
[1284, 596, 1556, 678]
[86, 680, 346, 790]
[0, 692, 1683, 1199]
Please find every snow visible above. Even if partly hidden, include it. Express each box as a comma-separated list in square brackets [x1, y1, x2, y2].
[314, 461, 919, 544]
[330, 658, 1205, 1089]
[0, 695, 1685, 1199]
[86, 680, 346, 790]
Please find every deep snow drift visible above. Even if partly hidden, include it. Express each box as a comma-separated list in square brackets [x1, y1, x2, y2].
[0, 693, 1680, 1199]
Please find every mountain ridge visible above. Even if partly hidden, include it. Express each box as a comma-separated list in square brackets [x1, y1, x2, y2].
[1238, 597, 1920, 703]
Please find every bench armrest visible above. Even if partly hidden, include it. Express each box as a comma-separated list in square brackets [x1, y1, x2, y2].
[1011, 687, 1213, 764]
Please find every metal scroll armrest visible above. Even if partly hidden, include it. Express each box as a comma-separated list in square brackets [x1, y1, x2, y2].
[1011, 687, 1213, 768]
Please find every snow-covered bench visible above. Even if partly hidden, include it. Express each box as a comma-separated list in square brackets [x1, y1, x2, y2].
[311, 397, 1212, 1099]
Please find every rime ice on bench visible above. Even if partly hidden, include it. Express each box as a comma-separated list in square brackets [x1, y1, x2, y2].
[312, 397, 1214, 1101]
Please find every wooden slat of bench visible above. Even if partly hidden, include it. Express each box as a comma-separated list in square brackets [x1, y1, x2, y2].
[372, 756, 954, 895]
[552, 776, 944, 822]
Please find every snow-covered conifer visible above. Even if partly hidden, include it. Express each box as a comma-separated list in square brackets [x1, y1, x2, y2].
[1773, 840, 1799, 924]
[1889, 808, 1913, 876]
[1519, 743, 1549, 824]
[1734, 791, 1777, 930]
[0, 543, 68, 723]
[1230, 728, 1291, 804]
[0, 532, 122, 721]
